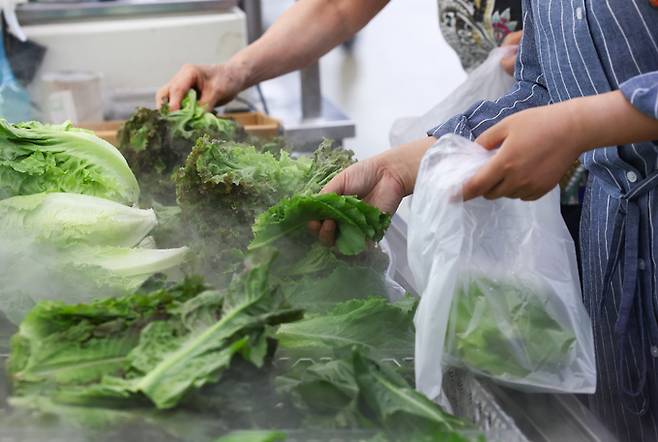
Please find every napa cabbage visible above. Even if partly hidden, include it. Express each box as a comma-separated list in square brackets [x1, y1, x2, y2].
[0, 119, 139, 204]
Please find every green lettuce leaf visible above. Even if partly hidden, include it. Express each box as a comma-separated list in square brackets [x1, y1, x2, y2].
[276, 297, 415, 361]
[249, 193, 391, 256]
[0, 119, 139, 204]
[352, 351, 472, 440]
[8, 259, 303, 410]
[214, 430, 287, 442]
[0, 192, 156, 248]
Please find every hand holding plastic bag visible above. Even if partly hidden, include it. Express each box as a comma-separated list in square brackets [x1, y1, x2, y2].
[408, 135, 595, 401]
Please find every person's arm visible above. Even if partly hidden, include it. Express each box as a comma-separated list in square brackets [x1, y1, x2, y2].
[322, 2, 547, 210]
[157, 0, 388, 110]
[429, 6, 548, 143]
[462, 79, 658, 201]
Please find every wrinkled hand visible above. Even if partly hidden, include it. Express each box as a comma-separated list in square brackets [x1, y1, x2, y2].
[462, 103, 584, 202]
[310, 137, 436, 245]
[500, 30, 523, 76]
[156, 63, 246, 111]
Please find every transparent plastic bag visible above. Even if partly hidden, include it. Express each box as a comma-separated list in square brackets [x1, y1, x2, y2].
[389, 47, 516, 147]
[408, 135, 596, 401]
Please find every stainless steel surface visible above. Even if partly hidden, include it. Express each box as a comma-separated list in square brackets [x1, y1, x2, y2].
[261, 72, 355, 150]
[483, 383, 618, 442]
[443, 369, 529, 442]
[300, 62, 322, 120]
[278, 98, 355, 151]
[17, 0, 238, 24]
[243, 0, 263, 44]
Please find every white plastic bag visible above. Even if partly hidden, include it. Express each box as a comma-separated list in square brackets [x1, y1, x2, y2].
[408, 135, 596, 401]
[389, 46, 516, 147]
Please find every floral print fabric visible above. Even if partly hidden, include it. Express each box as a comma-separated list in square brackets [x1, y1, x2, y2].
[438, 0, 521, 71]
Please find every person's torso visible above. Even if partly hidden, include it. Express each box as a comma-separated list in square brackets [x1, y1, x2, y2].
[529, 0, 658, 191]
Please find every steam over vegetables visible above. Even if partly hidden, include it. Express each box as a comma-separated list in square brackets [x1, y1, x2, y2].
[0, 192, 188, 323]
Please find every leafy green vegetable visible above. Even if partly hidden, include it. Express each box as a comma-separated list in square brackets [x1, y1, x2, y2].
[172, 137, 355, 287]
[446, 275, 576, 380]
[276, 297, 415, 361]
[63, 245, 189, 292]
[8, 277, 206, 396]
[215, 430, 287, 442]
[0, 192, 156, 248]
[276, 356, 364, 428]
[298, 140, 355, 195]
[0, 119, 139, 204]
[0, 193, 189, 323]
[352, 351, 472, 441]
[277, 349, 474, 442]
[279, 261, 389, 315]
[8, 258, 303, 410]
[118, 90, 242, 205]
[250, 193, 391, 256]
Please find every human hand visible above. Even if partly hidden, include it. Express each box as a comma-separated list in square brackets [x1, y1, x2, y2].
[462, 102, 585, 201]
[500, 30, 523, 76]
[310, 137, 436, 245]
[156, 63, 247, 111]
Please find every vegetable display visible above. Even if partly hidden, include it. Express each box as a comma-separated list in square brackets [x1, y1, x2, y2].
[0, 119, 139, 204]
[0, 111, 482, 442]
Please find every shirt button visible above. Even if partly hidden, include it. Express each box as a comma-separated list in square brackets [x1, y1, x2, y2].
[575, 7, 584, 20]
[639, 259, 646, 271]
[627, 171, 638, 183]
[651, 345, 658, 358]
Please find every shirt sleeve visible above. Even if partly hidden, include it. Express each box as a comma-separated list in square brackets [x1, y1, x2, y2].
[428, 0, 551, 141]
[620, 72, 658, 121]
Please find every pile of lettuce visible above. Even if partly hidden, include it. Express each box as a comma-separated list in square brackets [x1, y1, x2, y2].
[8, 256, 301, 410]
[169, 137, 356, 287]
[118, 90, 284, 205]
[0, 192, 189, 323]
[4, 190, 478, 441]
[0, 111, 482, 441]
[0, 119, 190, 323]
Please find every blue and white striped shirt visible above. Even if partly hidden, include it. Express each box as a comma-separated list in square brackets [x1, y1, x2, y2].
[429, 1, 658, 441]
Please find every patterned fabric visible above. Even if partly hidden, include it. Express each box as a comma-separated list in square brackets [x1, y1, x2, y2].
[428, 1, 658, 441]
[438, 0, 521, 71]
